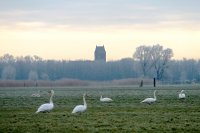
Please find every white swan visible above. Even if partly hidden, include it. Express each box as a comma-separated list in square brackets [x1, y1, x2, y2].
[35, 90, 54, 113]
[141, 90, 157, 104]
[179, 90, 186, 99]
[72, 93, 87, 114]
[100, 95, 113, 102]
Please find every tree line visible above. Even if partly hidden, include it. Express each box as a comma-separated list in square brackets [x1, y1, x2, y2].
[0, 44, 200, 84]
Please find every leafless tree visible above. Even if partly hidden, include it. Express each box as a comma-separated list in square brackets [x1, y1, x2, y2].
[151, 44, 173, 80]
[134, 44, 173, 80]
[0, 53, 15, 63]
[133, 45, 152, 77]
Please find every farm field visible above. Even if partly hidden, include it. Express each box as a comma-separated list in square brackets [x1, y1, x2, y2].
[0, 85, 200, 133]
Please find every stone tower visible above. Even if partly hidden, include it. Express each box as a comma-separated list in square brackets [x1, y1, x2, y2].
[94, 45, 106, 61]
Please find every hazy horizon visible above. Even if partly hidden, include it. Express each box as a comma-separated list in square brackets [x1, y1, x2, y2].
[0, 0, 200, 61]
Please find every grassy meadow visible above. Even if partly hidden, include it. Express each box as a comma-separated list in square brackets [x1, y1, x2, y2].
[0, 85, 200, 133]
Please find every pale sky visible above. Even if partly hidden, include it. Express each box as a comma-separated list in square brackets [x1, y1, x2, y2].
[0, 0, 200, 60]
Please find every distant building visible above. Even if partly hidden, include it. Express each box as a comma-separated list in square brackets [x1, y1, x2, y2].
[94, 45, 106, 61]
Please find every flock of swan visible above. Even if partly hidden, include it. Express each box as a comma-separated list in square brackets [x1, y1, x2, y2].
[35, 89, 186, 114]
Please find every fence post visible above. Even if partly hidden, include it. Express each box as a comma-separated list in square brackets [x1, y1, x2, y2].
[140, 80, 143, 87]
[154, 78, 156, 87]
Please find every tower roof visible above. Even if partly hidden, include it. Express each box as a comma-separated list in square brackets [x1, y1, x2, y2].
[95, 45, 105, 53]
[94, 45, 106, 61]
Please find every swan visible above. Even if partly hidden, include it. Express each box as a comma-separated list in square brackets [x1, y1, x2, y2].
[72, 93, 87, 114]
[179, 90, 186, 99]
[141, 90, 157, 104]
[100, 95, 113, 102]
[31, 90, 40, 97]
[35, 90, 54, 113]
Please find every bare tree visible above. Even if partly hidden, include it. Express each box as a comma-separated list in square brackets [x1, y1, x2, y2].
[24, 55, 34, 63]
[33, 55, 43, 62]
[133, 45, 152, 77]
[0, 54, 15, 63]
[151, 44, 173, 80]
[134, 44, 173, 80]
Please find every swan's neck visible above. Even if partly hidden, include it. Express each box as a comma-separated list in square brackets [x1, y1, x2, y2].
[49, 93, 54, 104]
[100, 95, 102, 100]
[83, 95, 87, 107]
[154, 91, 157, 100]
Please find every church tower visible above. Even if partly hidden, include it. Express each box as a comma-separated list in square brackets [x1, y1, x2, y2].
[94, 45, 106, 62]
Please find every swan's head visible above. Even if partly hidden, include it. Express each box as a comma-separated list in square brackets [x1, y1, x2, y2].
[181, 90, 184, 93]
[83, 93, 86, 97]
[48, 90, 54, 95]
[154, 90, 157, 93]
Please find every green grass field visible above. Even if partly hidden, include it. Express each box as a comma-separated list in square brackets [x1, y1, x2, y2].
[1, 85, 200, 133]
